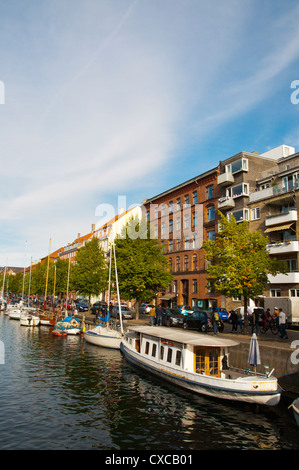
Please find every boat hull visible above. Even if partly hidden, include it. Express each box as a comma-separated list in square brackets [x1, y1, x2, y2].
[292, 398, 299, 426]
[84, 326, 122, 349]
[20, 315, 40, 327]
[120, 342, 281, 406]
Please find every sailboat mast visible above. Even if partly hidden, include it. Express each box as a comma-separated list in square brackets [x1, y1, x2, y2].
[44, 238, 51, 309]
[113, 241, 123, 334]
[65, 256, 71, 317]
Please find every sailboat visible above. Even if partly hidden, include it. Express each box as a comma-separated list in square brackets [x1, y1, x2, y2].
[52, 257, 81, 335]
[39, 239, 56, 326]
[84, 239, 124, 349]
[20, 257, 40, 327]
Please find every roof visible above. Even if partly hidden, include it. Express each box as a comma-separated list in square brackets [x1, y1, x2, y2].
[126, 325, 239, 348]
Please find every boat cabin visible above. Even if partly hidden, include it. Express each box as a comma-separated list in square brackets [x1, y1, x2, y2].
[123, 326, 238, 378]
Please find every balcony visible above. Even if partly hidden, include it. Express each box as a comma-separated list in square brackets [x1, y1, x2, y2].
[266, 240, 299, 255]
[218, 196, 235, 210]
[268, 272, 299, 284]
[217, 172, 234, 186]
[265, 210, 298, 227]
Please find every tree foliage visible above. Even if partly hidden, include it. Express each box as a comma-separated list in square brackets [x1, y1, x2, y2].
[72, 237, 107, 311]
[114, 217, 173, 319]
[202, 213, 285, 329]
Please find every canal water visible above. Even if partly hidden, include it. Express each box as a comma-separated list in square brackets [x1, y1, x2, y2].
[0, 312, 298, 451]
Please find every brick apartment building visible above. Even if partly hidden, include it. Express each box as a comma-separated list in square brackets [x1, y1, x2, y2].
[143, 167, 223, 309]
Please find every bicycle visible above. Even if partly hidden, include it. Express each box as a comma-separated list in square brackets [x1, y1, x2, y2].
[260, 318, 279, 335]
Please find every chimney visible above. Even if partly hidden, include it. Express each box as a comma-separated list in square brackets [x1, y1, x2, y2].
[91, 224, 95, 233]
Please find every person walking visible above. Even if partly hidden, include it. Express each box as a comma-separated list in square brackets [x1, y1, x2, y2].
[156, 305, 163, 326]
[251, 309, 259, 335]
[278, 308, 288, 339]
[237, 310, 243, 333]
[211, 309, 219, 335]
[230, 310, 238, 332]
[149, 306, 156, 326]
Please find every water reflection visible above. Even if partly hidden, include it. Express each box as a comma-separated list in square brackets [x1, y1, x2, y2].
[0, 313, 298, 450]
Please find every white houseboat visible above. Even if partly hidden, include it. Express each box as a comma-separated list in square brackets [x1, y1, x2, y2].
[120, 326, 281, 406]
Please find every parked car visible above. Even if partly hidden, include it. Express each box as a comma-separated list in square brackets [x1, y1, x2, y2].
[90, 301, 108, 315]
[162, 308, 185, 327]
[139, 303, 155, 314]
[183, 310, 209, 332]
[111, 305, 134, 320]
[176, 305, 193, 315]
[76, 301, 88, 312]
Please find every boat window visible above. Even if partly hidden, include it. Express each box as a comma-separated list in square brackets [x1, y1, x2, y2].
[152, 343, 157, 357]
[167, 348, 173, 363]
[145, 341, 150, 355]
[209, 348, 220, 376]
[175, 350, 181, 366]
[160, 345, 164, 360]
[195, 348, 205, 373]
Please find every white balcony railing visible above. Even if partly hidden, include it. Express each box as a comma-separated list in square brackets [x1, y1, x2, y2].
[265, 210, 298, 227]
[266, 240, 299, 255]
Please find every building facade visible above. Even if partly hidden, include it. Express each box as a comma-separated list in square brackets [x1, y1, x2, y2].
[143, 168, 223, 309]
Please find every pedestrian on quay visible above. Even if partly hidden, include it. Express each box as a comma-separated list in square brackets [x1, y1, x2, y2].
[156, 305, 163, 326]
[230, 310, 238, 332]
[237, 310, 243, 333]
[251, 309, 259, 335]
[149, 306, 156, 326]
[278, 308, 288, 339]
[211, 309, 219, 335]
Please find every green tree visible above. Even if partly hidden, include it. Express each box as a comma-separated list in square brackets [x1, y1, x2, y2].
[202, 213, 285, 331]
[72, 237, 107, 314]
[114, 217, 173, 319]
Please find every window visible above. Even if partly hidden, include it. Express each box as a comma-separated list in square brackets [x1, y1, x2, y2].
[145, 341, 150, 355]
[176, 198, 181, 211]
[160, 346, 164, 360]
[173, 280, 177, 293]
[169, 258, 173, 271]
[193, 254, 198, 270]
[228, 209, 249, 222]
[195, 348, 205, 373]
[231, 183, 249, 198]
[169, 240, 173, 252]
[251, 207, 261, 220]
[207, 230, 215, 241]
[285, 259, 298, 272]
[176, 238, 181, 250]
[184, 255, 189, 271]
[161, 222, 166, 236]
[192, 279, 198, 293]
[184, 239, 190, 250]
[270, 289, 281, 297]
[152, 343, 157, 357]
[184, 214, 190, 229]
[169, 218, 173, 233]
[176, 216, 181, 231]
[206, 185, 214, 200]
[184, 194, 190, 206]
[162, 204, 166, 216]
[207, 205, 215, 221]
[167, 348, 173, 363]
[225, 158, 248, 174]
[175, 350, 182, 366]
[176, 256, 181, 271]
[193, 191, 198, 205]
[192, 211, 198, 227]
[169, 201, 173, 213]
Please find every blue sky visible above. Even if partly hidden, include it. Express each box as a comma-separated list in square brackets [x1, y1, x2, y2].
[1, 0, 299, 266]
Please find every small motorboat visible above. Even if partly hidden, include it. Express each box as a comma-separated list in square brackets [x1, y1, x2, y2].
[52, 316, 81, 335]
[84, 324, 123, 349]
[290, 398, 299, 426]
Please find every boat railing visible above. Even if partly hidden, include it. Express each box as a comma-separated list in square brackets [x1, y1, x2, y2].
[222, 366, 269, 379]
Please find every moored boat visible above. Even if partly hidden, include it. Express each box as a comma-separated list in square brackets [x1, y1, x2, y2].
[290, 398, 299, 426]
[52, 316, 81, 335]
[120, 325, 281, 406]
[84, 324, 122, 349]
[20, 313, 40, 327]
